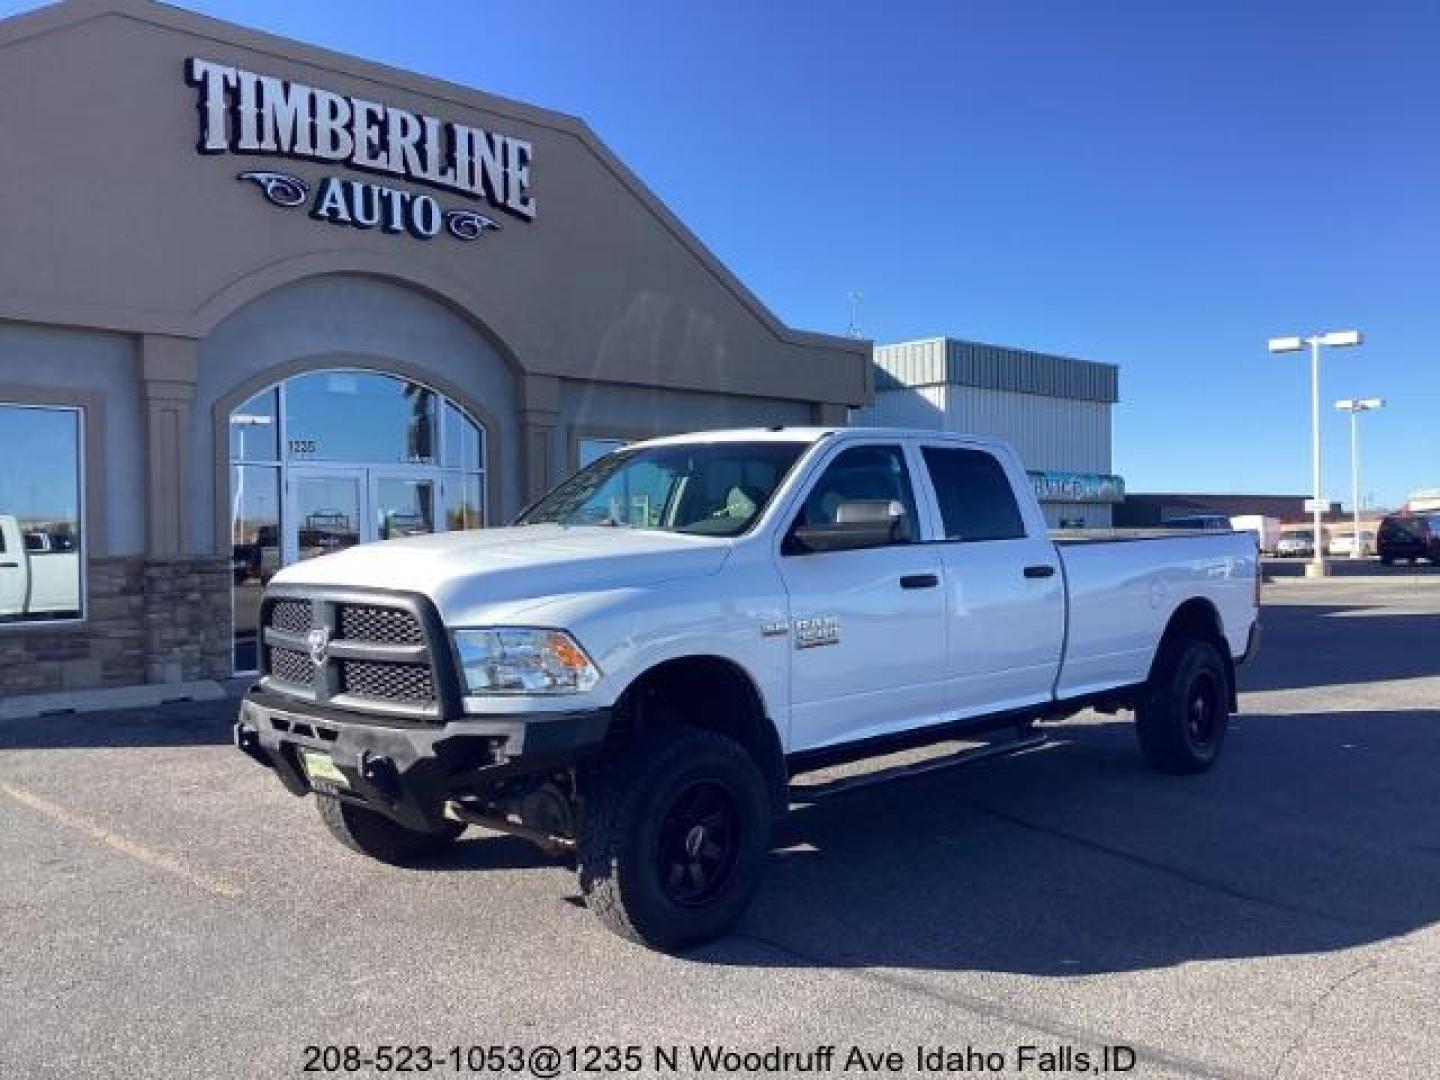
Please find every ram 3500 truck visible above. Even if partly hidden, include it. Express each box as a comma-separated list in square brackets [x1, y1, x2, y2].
[236, 428, 1260, 950]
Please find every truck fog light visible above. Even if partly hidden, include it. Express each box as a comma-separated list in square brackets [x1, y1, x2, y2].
[452, 628, 600, 696]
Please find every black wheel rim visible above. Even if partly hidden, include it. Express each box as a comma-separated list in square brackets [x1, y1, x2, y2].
[655, 780, 741, 907]
[1186, 670, 1221, 748]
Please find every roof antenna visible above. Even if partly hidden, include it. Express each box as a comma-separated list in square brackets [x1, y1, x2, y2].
[846, 291, 864, 339]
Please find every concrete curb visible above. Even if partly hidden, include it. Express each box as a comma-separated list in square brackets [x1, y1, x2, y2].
[0, 680, 227, 721]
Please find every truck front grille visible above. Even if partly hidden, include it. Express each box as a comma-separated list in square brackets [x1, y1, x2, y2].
[258, 589, 455, 720]
[340, 659, 434, 704]
[270, 600, 312, 635]
[270, 646, 314, 688]
[338, 604, 423, 645]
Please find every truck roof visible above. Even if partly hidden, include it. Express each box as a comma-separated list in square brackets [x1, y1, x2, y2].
[629, 426, 1014, 451]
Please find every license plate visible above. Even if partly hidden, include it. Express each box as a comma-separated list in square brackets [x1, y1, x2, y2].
[299, 749, 350, 790]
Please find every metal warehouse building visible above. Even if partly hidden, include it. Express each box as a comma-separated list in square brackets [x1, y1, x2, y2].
[0, 0, 869, 704]
[853, 337, 1123, 528]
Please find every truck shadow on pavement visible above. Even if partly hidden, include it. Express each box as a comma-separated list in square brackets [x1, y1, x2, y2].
[703, 706, 1440, 976]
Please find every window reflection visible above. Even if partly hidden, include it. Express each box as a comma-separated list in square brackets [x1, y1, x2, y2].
[229, 389, 278, 462]
[0, 404, 83, 623]
[284, 371, 437, 464]
[446, 473, 483, 531]
[442, 401, 483, 469]
[231, 464, 280, 671]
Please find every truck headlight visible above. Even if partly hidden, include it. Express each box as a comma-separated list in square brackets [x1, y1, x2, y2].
[452, 628, 600, 695]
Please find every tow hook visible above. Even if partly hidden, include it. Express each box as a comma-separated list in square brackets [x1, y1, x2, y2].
[233, 722, 269, 767]
[359, 752, 401, 803]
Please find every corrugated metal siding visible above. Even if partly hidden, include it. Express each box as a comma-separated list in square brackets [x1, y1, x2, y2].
[873, 339, 947, 391]
[854, 385, 1111, 473]
[946, 387, 1111, 473]
[851, 385, 949, 429]
[872, 338, 1119, 403]
[946, 339, 1118, 403]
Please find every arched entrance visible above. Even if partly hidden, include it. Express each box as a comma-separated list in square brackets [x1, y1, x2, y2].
[229, 367, 486, 672]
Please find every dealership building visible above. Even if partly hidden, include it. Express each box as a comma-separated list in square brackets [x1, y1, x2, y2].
[854, 337, 1123, 528]
[0, 0, 872, 700]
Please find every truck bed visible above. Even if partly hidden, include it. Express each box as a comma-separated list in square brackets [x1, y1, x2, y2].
[1052, 529, 1258, 701]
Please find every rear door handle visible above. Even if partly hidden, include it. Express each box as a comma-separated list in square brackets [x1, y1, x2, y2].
[1023, 564, 1056, 579]
[0, 562, 17, 569]
[900, 573, 939, 590]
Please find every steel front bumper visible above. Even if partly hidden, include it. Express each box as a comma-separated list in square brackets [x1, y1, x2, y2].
[235, 687, 610, 832]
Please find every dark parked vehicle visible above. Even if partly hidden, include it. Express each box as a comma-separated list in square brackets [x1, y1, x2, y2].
[1377, 513, 1440, 565]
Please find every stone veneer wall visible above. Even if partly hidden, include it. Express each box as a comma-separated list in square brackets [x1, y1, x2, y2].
[0, 555, 230, 698]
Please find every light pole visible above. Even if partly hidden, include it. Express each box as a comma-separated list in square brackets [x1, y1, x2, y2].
[1335, 397, 1384, 558]
[1267, 329, 1363, 577]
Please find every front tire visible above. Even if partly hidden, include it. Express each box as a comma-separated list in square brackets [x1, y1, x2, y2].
[1135, 637, 1230, 775]
[316, 796, 464, 865]
[577, 727, 771, 951]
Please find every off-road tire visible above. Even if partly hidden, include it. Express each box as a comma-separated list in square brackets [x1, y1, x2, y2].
[1135, 637, 1230, 775]
[316, 795, 464, 865]
[577, 726, 771, 951]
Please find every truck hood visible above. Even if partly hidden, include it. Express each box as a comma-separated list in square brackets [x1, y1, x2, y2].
[270, 525, 733, 617]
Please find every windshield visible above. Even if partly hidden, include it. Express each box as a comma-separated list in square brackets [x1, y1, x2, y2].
[517, 441, 808, 537]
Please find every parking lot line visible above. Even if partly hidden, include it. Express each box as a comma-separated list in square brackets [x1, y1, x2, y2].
[0, 781, 241, 899]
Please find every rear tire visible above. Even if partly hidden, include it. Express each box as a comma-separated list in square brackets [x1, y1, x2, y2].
[1135, 637, 1230, 775]
[577, 726, 771, 951]
[316, 796, 464, 865]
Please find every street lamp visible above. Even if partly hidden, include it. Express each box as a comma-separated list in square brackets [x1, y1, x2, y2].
[1335, 397, 1385, 558]
[1267, 329, 1364, 577]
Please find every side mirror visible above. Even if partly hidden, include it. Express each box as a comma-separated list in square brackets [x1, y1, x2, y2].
[788, 499, 910, 554]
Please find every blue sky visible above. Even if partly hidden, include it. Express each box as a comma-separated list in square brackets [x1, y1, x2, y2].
[10, 0, 1436, 507]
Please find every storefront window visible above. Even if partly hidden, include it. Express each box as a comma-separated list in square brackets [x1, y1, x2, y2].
[229, 368, 486, 671]
[231, 464, 280, 671]
[229, 388, 279, 462]
[0, 404, 83, 623]
[284, 370, 437, 464]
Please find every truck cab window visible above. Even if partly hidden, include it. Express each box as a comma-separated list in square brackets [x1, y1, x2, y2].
[921, 446, 1025, 542]
[795, 445, 918, 542]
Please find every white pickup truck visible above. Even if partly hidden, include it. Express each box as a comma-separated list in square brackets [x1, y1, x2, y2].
[237, 428, 1260, 949]
[0, 515, 81, 621]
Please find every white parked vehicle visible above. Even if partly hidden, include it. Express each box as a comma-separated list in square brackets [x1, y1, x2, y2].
[0, 515, 80, 621]
[1276, 529, 1324, 558]
[1230, 515, 1281, 555]
[237, 428, 1261, 950]
[1329, 529, 1375, 558]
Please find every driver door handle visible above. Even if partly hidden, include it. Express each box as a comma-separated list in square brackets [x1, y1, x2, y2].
[900, 573, 939, 590]
[1024, 564, 1056, 579]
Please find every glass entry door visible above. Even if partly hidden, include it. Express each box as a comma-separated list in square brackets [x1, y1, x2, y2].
[288, 469, 365, 564]
[283, 468, 441, 565]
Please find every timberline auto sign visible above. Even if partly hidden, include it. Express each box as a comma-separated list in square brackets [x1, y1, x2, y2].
[185, 57, 535, 243]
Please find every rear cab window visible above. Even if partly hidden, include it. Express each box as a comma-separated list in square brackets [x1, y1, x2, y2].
[919, 445, 1026, 542]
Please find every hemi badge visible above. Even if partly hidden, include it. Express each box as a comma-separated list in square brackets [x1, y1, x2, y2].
[760, 620, 790, 638]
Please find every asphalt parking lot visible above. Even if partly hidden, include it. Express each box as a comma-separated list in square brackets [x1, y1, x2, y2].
[3, 579, 1438, 1080]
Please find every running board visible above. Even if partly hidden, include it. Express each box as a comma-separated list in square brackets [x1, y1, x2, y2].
[789, 728, 1048, 803]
